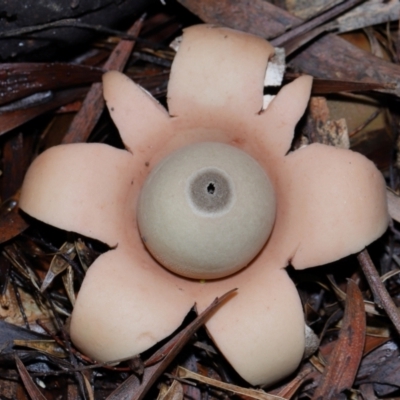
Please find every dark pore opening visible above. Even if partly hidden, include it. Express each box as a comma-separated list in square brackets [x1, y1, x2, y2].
[207, 182, 215, 195]
[189, 168, 233, 213]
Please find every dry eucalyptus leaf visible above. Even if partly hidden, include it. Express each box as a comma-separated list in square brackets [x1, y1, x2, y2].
[0, 285, 52, 328]
[15, 354, 47, 400]
[41, 242, 76, 292]
[312, 280, 366, 400]
[75, 238, 96, 272]
[327, 275, 379, 316]
[156, 380, 184, 400]
[82, 371, 95, 400]
[62, 265, 76, 306]
[13, 339, 67, 358]
[3, 244, 40, 291]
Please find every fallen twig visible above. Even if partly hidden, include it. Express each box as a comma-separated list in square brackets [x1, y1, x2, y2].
[358, 249, 400, 335]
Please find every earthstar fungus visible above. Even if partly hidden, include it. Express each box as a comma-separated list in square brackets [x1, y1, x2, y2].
[19, 25, 389, 386]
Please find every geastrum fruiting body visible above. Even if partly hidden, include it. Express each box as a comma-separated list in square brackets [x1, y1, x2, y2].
[19, 25, 389, 386]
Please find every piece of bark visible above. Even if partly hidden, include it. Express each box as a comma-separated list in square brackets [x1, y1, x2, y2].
[310, 78, 389, 94]
[335, 0, 400, 33]
[291, 35, 399, 96]
[308, 96, 350, 148]
[177, 0, 400, 97]
[176, 0, 295, 38]
[283, 0, 343, 20]
[271, 0, 364, 48]
[282, 0, 400, 31]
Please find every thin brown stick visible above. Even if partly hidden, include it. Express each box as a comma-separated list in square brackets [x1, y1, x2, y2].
[270, 0, 364, 47]
[358, 249, 400, 335]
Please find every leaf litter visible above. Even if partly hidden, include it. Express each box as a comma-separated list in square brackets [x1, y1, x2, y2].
[0, 1, 400, 399]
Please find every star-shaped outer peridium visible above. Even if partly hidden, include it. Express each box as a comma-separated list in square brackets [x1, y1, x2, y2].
[19, 25, 389, 386]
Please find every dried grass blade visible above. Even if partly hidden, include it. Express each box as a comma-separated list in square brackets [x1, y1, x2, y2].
[312, 280, 366, 400]
[176, 367, 285, 400]
[62, 15, 145, 144]
[15, 354, 47, 400]
[62, 265, 76, 306]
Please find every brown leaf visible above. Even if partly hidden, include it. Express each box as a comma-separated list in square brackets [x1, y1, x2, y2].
[363, 335, 390, 356]
[274, 365, 315, 399]
[15, 354, 47, 400]
[62, 15, 145, 144]
[0, 63, 103, 106]
[0, 87, 87, 136]
[312, 280, 366, 400]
